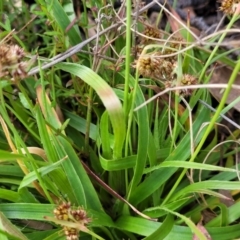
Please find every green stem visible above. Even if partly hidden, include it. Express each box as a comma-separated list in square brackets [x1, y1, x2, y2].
[83, 0, 92, 153]
[85, 87, 93, 153]
[199, 14, 239, 81]
[123, 0, 132, 122]
[123, 0, 132, 213]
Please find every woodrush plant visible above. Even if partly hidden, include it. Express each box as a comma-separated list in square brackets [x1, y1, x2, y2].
[0, 0, 240, 240]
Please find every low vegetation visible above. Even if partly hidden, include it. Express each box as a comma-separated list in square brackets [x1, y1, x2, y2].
[1, 0, 240, 239]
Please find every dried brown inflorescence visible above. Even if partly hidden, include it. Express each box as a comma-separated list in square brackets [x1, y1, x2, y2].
[132, 24, 197, 96]
[140, 25, 162, 45]
[137, 53, 176, 80]
[164, 74, 198, 96]
[219, 0, 240, 15]
[0, 43, 30, 79]
[53, 202, 91, 240]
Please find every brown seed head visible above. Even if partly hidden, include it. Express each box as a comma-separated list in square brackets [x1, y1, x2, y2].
[0, 43, 32, 80]
[53, 202, 91, 240]
[219, 0, 240, 15]
[137, 52, 176, 80]
[164, 74, 198, 96]
[141, 25, 161, 44]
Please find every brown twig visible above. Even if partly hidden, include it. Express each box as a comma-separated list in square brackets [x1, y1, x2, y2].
[27, 1, 158, 76]
[81, 160, 157, 221]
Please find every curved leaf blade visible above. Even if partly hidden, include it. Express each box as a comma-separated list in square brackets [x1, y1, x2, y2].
[57, 63, 125, 159]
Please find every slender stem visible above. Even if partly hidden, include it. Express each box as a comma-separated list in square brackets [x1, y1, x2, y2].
[81, 0, 93, 153]
[199, 14, 239, 81]
[122, 0, 133, 214]
[85, 87, 93, 152]
[123, 0, 132, 122]
[28, 1, 157, 76]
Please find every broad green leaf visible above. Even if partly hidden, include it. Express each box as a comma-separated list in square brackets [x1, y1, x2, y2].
[0, 165, 24, 177]
[0, 203, 114, 227]
[52, 135, 103, 211]
[57, 63, 125, 159]
[115, 216, 240, 239]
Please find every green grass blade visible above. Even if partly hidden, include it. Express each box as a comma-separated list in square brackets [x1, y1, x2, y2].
[52, 135, 103, 211]
[129, 104, 210, 205]
[0, 190, 21, 203]
[100, 111, 111, 159]
[115, 216, 240, 239]
[144, 161, 238, 174]
[172, 180, 240, 200]
[19, 158, 65, 189]
[144, 214, 174, 240]
[0, 212, 28, 240]
[99, 154, 136, 171]
[57, 63, 125, 159]
[125, 73, 150, 196]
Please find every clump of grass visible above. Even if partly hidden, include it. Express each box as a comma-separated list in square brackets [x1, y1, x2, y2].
[0, 0, 240, 240]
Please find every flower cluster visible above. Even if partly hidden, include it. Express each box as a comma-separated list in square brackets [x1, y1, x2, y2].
[53, 202, 91, 240]
[164, 74, 197, 96]
[219, 0, 240, 15]
[0, 43, 31, 80]
[132, 24, 197, 96]
[140, 25, 162, 44]
[134, 35, 181, 81]
[137, 53, 176, 80]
